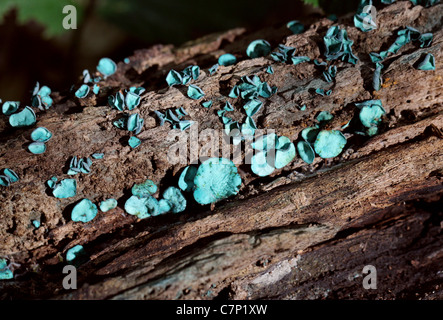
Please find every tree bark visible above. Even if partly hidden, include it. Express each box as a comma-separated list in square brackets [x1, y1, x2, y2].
[0, 1, 442, 300]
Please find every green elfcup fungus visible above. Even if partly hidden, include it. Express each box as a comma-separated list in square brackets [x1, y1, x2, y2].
[177, 120, 194, 131]
[124, 195, 159, 219]
[291, 56, 310, 65]
[313, 130, 347, 159]
[124, 195, 148, 218]
[3, 169, 19, 184]
[130, 86, 144, 95]
[228, 85, 240, 98]
[28, 142, 46, 154]
[354, 4, 377, 32]
[287, 20, 304, 34]
[47, 176, 57, 189]
[112, 115, 128, 129]
[218, 53, 237, 66]
[75, 84, 90, 98]
[166, 66, 199, 86]
[32, 83, 53, 110]
[356, 100, 386, 129]
[201, 100, 213, 108]
[315, 88, 332, 96]
[166, 70, 183, 86]
[99, 199, 118, 212]
[82, 69, 91, 83]
[246, 39, 272, 58]
[225, 121, 242, 146]
[183, 65, 200, 81]
[275, 136, 296, 169]
[369, 52, 386, 63]
[9, 106, 36, 127]
[0, 258, 13, 280]
[108, 91, 125, 111]
[271, 44, 297, 64]
[125, 91, 141, 110]
[208, 64, 219, 75]
[140, 196, 160, 217]
[323, 65, 337, 83]
[191, 66, 200, 79]
[158, 199, 172, 214]
[373, 62, 384, 91]
[97, 57, 117, 77]
[251, 151, 275, 177]
[52, 179, 77, 199]
[31, 127, 52, 142]
[32, 220, 40, 228]
[366, 126, 379, 136]
[93, 84, 100, 95]
[187, 85, 205, 100]
[251, 134, 295, 176]
[0, 169, 19, 187]
[297, 141, 315, 164]
[128, 136, 141, 148]
[92, 153, 104, 159]
[0, 176, 11, 187]
[37, 85, 51, 97]
[175, 107, 187, 118]
[243, 99, 263, 117]
[417, 53, 435, 71]
[316, 111, 334, 124]
[241, 116, 257, 140]
[162, 186, 186, 213]
[154, 108, 195, 131]
[193, 158, 242, 205]
[67, 156, 93, 175]
[301, 127, 320, 144]
[341, 120, 351, 129]
[2, 101, 20, 115]
[132, 179, 157, 197]
[126, 113, 144, 134]
[178, 166, 197, 192]
[323, 26, 358, 64]
[418, 33, 433, 47]
[251, 133, 277, 151]
[66, 245, 86, 262]
[71, 199, 98, 223]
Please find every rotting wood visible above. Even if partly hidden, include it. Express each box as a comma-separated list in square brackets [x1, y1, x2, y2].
[0, 1, 442, 300]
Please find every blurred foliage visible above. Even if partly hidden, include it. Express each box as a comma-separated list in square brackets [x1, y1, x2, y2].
[302, 0, 320, 7]
[303, 0, 360, 15]
[96, 0, 303, 44]
[0, 0, 360, 102]
[317, 0, 360, 15]
[0, 0, 361, 43]
[0, 0, 85, 36]
[96, 0, 357, 44]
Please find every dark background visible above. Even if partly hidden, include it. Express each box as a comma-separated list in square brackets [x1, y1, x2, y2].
[0, 0, 357, 103]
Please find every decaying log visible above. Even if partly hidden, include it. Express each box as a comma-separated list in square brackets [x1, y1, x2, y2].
[0, 1, 442, 299]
